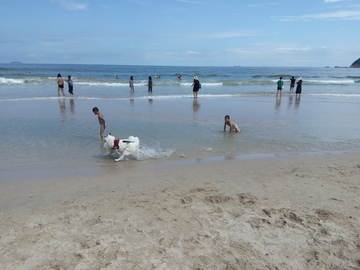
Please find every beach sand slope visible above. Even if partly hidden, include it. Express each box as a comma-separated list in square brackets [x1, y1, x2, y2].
[0, 153, 360, 269]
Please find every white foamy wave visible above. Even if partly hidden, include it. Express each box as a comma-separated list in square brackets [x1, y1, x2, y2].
[133, 146, 175, 160]
[0, 97, 69, 102]
[180, 82, 223, 87]
[137, 94, 234, 99]
[76, 81, 129, 87]
[76, 81, 150, 87]
[0, 77, 24, 84]
[307, 93, 360, 97]
[307, 79, 355, 84]
[271, 79, 355, 85]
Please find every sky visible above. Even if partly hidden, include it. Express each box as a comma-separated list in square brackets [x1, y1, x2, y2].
[0, 0, 359, 66]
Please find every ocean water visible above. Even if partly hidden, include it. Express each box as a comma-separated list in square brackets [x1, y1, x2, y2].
[1, 63, 359, 179]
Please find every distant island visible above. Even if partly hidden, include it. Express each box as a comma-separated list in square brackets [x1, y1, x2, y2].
[10, 61, 23, 64]
[332, 58, 360, 68]
[350, 58, 360, 68]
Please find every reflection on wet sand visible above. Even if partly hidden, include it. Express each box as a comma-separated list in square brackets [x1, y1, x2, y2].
[58, 98, 66, 121]
[295, 96, 301, 109]
[288, 95, 293, 109]
[69, 98, 75, 117]
[275, 95, 281, 110]
[58, 98, 76, 120]
[193, 100, 201, 115]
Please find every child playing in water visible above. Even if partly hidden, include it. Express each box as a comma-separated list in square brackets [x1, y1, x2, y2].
[92, 107, 106, 139]
[224, 115, 241, 133]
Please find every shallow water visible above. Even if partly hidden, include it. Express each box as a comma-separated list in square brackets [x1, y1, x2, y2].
[1, 64, 360, 180]
[1, 94, 360, 179]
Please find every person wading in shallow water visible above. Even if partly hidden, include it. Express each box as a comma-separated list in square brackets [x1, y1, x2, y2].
[296, 77, 303, 97]
[148, 76, 153, 92]
[191, 76, 200, 100]
[57, 73, 65, 97]
[129, 76, 134, 92]
[65, 75, 73, 96]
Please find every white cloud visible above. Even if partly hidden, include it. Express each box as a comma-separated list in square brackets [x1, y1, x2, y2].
[186, 51, 200, 54]
[248, 3, 279, 8]
[51, 0, 88, 11]
[190, 30, 259, 39]
[176, 0, 203, 4]
[274, 10, 360, 21]
[27, 54, 40, 58]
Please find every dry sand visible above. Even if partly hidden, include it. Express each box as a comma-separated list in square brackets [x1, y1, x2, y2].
[1, 153, 360, 270]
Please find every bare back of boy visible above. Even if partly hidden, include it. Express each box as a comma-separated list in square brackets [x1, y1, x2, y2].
[224, 119, 241, 133]
[57, 77, 65, 96]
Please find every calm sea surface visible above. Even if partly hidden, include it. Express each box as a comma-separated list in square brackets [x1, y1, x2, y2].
[1, 64, 359, 180]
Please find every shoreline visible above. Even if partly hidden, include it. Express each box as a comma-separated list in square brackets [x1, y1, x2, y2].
[1, 151, 360, 269]
[1, 147, 357, 183]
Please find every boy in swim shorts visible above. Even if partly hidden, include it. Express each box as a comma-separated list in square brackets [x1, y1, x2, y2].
[224, 115, 241, 133]
[92, 107, 106, 139]
[57, 73, 65, 97]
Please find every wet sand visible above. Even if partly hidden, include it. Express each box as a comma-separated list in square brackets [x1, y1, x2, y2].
[1, 152, 360, 269]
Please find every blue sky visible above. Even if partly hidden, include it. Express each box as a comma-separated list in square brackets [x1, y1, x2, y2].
[0, 0, 359, 66]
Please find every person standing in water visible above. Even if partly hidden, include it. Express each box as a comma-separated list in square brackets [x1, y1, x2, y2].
[57, 73, 65, 97]
[129, 76, 134, 92]
[289, 76, 296, 92]
[296, 77, 303, 97]
[92, 107, 106, 139]
[191, 76, 200, 100]
[65, 75, 73, 96]
[276, 77, 284, 95]
[148, 76, 153, 92]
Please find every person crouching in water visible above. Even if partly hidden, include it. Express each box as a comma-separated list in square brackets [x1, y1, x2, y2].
[65, 75, 73, 95]
[224, 115, 241, 133]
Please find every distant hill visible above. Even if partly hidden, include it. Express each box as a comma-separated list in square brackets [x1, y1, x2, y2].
[10, 61, 23, 64]
[350, 58, 360, 68]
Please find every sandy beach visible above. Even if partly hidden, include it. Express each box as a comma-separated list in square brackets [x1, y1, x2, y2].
[1, 152, 359, 269]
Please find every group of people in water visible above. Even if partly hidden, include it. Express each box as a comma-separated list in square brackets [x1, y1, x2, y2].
[276, 76, 303, 97]
[57, 73, 73, 97]
[92, 108, 241, 140]
[57, 73, 303, 101]
[128, 75, 201, 99]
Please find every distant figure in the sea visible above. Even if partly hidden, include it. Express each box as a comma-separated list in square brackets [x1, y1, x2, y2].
[296, 77, 302, 97]
[155, 76, 161, 79]
[65, 75, 73, 96]
[148, 76, 153, 92]
[191, 76, 200, 100]
[224, 115, 241, 133]
[277, 77, 284, 95]
[92, 107, 106, 139]
[57, 73, 65, 97]
[177, 75, 182, 80]
[116, 75, 119, 79]
[129, 76, 134, 92]
[289, 76, 296, 92]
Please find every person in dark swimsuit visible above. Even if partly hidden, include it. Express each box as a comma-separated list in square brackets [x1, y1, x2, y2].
[148, 76, 153, 92]
[296, 77, 302, 97]
[191, 76, 200, 100]
[290, 76, 296, 92]
[57, 73, 65, 97]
